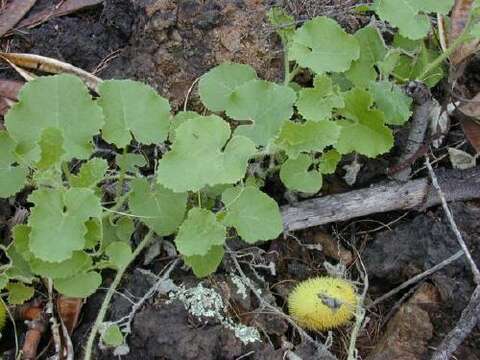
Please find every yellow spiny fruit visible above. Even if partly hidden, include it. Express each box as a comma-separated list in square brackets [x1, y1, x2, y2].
[288, 276, 357, 331]
[0, 301, 6, 331]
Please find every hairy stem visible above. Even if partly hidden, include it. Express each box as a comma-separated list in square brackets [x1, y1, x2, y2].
[83, 229, 155, 360]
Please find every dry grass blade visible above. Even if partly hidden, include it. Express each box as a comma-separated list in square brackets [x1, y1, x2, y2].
[0, 0, 37, 38]
[449, 0, 479, 65]
[0, 79, 23, 100]
[5, 0, 104, 36]
[0, 52, 102, 91]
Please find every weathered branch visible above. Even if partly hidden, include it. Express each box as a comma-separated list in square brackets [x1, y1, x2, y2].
[282, 167, 480, 232]
[430, 285, 480, 360]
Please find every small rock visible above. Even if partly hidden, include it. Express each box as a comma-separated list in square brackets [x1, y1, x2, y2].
[314, 233, 353, 265]
[366, 283, 441, 360]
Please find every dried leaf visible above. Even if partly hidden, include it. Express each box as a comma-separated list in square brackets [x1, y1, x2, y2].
[0, 52, 102, 91]
[461, 116, 480, 152]
[56, 296, 83, 335]
[448, 147, 476, 169]
[449, 0, 479, 65]
[342, 159, 362, 186]
[0, 79, 24, 100]
[0, 0, 37, 38]
[6, 0, 104, 36]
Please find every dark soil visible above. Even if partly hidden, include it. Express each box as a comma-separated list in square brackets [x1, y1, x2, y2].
[1, 0, 479, 359]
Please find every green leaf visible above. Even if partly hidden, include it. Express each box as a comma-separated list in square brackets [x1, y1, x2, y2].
[318, 149, 341, 174]
[0, 274, 8, 290]
[336, 88, 393, 157]
[225, 80, 296, 146]
[275, 120, 340, 159]
[289, 16, 360, 74]
[174, 208, 226, 257]
[5, 74, 104, 163]
[393, 42, 444, 87]
[71, 158, 108, 188]
[471, 22, 480, 37]
[184, 245, 224, 278]
[102, 324, 124, 347]
[377, 49, 403, 77]
[101, 217, 134, 250]
[5, 225, 34, 283]
[28, 188, 102, 262]
[345, 26, 386, 87]
[54, 271, 102, 297]
[116, 153, 146, 173]
[6, 242, 34, 283]
[369, 81, 412, 125]
[157, 115, 257, 192]
[296, 75, 344, 121]
[199, 63, 257, 112]
[98, 80, 171, 148]
[105, 242, 132, 269]
[0, 131, 27, 198]
[280, 154, 323, 193]
[374, 0, 454, 40]
[36, 128, 65, 170]
[129, 178, 187, 236]
[6, 282, 34, 304]
[267, 7, 295, 43]
[30, 251, 92, 279]
[222, 186, 283, 243]
[85, 218, 102, 249]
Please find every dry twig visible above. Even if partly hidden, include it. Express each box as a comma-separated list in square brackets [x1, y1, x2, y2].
[430, 285, 480, 360]
[425, 157, 480, 284]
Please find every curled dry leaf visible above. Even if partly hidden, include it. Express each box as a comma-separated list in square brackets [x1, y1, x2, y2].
[0, 0, 37, 38]
[56, 296, 83, 335]
[458, 91, 480, 153]
[461, 116, 480, 153]
[5, 0, 104, 36]
[449, 0, 479, 65]
[0, 52, 102, 91]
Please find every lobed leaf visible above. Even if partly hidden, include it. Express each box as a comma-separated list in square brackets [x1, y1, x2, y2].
[199, 63, 257, 112]
[222, 186, 283, 243]
[157, 115, 256, 192]
[280, 154, 323, 193]
[336, 88, 393, 157]
[296, 74, 344, 121]
[129, 178, 187, 236]
[70, 158, 108, 188]
[289, 16, 360, 74]
[183, 245, 225, 278]
[98, 80, 171, 148]
[275, 120, 340, 159]
[174, 208, 226, 257]
[345, 26, 386, 87]
[0, 131, 27, 198]
[54, 271, 102, 297]
[5, 74, 104, 163]
[225, 80, 296, 146]
[28, 188, 102, 262]
[6, 282, 34, 304]
[369, 81, 412, 125]
[373, 0, 454, 40]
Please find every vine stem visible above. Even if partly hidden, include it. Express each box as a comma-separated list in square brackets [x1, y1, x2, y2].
[83, 229, 155, 360]
[418, 30, 469, 82]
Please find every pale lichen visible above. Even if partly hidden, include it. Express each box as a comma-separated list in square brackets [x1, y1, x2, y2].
[168, 283, 260, 344]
